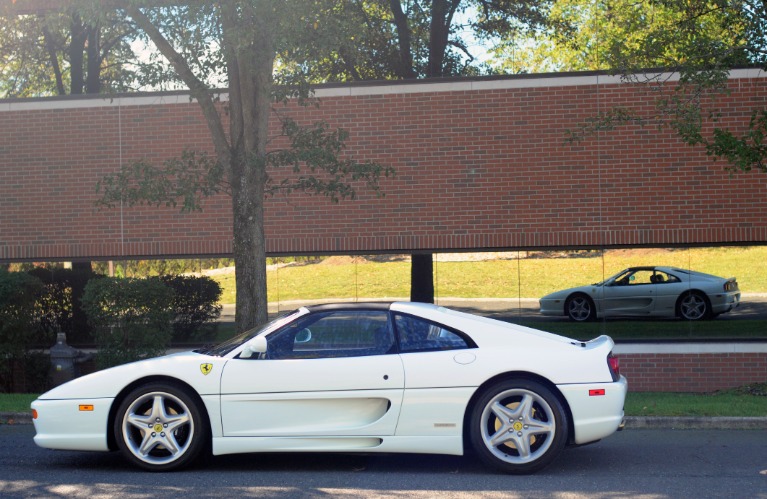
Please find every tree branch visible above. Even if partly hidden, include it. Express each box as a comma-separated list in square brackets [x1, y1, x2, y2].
[125, 5, 231, 168]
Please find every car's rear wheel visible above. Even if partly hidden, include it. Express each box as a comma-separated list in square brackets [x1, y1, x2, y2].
[565, 294, 596, 322]
[114, 382, 207, 471]
[469, 379, 568, 474]
[677, 291, 711, 321]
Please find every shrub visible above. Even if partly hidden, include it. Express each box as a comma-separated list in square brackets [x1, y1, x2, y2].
[0, 269, 47, 392]
[160, 275, 222, 343]
[17, 352, 51, 393]
[26, 266, 96, 345]
[91, 258, 234, 277]
[82, 277, 175, 369]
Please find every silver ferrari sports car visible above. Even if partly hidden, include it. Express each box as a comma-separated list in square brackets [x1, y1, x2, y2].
[540, 266, 740, 321]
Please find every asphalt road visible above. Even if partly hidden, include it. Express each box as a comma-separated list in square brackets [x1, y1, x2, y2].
[2, 424, 765, 498]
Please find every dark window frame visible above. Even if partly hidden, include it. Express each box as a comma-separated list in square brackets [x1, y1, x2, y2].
[392, 312, 477, 353]
[264, 308, 394, 360]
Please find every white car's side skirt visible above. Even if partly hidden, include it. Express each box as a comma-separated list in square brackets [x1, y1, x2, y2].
[212, 435, 464, 457]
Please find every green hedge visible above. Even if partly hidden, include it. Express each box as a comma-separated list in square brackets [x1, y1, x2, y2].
[26, 266, 94, 345]
[0, 269, 49, 391]
[81, 275, 223, 368]
[161, 275, 222, 343]
[82, 277, 175, 369]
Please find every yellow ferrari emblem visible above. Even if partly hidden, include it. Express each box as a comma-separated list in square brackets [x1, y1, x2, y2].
[200, 363, 213, 376]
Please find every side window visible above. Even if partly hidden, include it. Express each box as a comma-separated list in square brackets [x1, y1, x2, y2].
[394, 313, 470, 353]
[266, 310, 393, 360]
[629, 270, 654, 285]
[663, 271, 681, 283]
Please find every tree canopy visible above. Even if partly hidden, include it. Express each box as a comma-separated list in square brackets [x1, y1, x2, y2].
[494, 0, 767, 175]
[0, 6, 139, 96]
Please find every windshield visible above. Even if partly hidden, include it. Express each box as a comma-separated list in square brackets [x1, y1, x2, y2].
[195, 309, 301, 357]
[594, 269, 631, 286]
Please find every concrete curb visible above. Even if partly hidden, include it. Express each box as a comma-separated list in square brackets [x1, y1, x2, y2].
[3, 412, 766, 430]
[0, 412, 32, 425]
[625, 416, 767, 430]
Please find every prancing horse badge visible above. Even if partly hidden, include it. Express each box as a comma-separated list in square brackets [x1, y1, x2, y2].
[200, 363, 213, 376]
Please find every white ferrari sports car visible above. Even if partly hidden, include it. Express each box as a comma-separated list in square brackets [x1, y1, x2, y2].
[540, 266, 740, 322]
[32, 302, 626, 474]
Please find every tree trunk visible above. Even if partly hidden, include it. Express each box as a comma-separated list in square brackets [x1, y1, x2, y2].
[231, 153, 267, 331]
[42, 24, 65, 95]
[85, 23, 101, 94]
[410, 253, 434, 303]
[128, 3, 274, 332]
[389, 0, 417, 79]
[227, 2, 274, 331]
[69, 14, 87, 94]
[428, 0, 450, 78]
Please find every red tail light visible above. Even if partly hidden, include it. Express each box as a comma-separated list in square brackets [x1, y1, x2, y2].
[607, 353, 620, 381]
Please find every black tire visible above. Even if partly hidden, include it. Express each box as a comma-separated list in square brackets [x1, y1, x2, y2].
[469, 379, 568, 474]
[677, 291, 711, 321]
[565, 294, 596, 322]
[114, 382, 208, 471]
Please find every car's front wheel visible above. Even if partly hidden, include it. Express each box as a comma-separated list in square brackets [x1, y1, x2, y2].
[469, 379, 568, 474]
[114, 382, 207, 471]
[565, 294, 596, 321]
[677, 291, 711, 321]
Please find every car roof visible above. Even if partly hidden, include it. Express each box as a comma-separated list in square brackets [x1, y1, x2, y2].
[304, 302, 393, 313]
[624, 266, 683, 273]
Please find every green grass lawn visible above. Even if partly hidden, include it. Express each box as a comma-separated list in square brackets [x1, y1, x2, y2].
[214, 246, 767, 304]
[0, 393, 37, 414]
[624, 384, 767, 417]
[4, 385, 766, 417]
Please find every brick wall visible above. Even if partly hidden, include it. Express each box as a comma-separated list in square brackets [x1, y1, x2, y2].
[615, 344, 767, 392]
[2, 70, 767, 262]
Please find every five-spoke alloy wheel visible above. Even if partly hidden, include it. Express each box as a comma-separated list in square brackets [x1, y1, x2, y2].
[565, 294, 596, 322]
[677, 291, 711, 321]
[114, 382, 207, 471]
[469, 379, 568, 474]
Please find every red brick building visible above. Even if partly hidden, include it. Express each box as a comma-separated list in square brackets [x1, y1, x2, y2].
[2, 69, 767, 262]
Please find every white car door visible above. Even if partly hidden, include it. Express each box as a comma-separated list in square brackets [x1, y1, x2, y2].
[220, 309, 405, 437]
[389, 312, 477, 437]
[602, 269, 657, 316]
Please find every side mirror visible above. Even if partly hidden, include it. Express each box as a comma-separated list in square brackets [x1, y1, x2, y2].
[240, 335, 268, 359]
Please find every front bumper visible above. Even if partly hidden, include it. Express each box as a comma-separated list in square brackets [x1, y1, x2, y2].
[539, 298, 566, 317]
[32, 397, 112, 452]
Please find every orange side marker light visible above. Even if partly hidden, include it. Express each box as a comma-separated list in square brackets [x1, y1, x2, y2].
[79, 404, 94, 412]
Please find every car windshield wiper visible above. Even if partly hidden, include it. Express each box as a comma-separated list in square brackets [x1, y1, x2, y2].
[193, 344, 215, 355]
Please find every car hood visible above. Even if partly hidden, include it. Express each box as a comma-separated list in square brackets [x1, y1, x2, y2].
[540, 284, 598, 300]
[36, 351, 226, 400]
